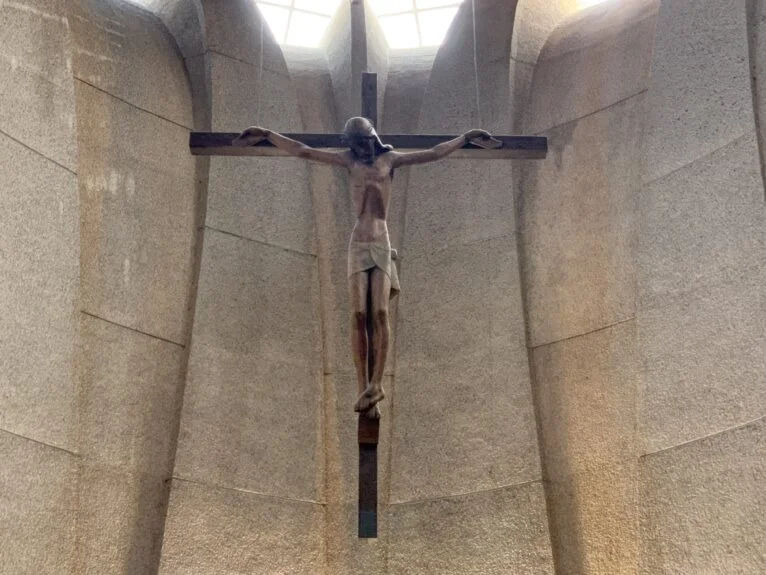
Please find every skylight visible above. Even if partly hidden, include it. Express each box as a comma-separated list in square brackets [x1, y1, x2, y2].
[369, 0, 463, 49]
[254, 0, 464, 49]
[255, 0, 341, 48]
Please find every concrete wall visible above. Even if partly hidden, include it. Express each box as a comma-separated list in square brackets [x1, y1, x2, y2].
[638, 0, 765, 571]
[157, 2, 325, 574]
[519, 0, 765, 573]
[519, 0, 655, 573]
[70, 0, 197, 573]
[0, 0, 199, 572]
[0, 2, 79, 571]
[384, 2, 554, 573]
[4, 0, 764, 573]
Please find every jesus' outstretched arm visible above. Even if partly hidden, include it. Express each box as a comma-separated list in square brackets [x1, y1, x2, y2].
[233, 126, 350, 167]
[389, 129, 497, 167]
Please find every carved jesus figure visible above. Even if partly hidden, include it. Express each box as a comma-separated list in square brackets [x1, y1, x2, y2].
[234, 118, 494, 418]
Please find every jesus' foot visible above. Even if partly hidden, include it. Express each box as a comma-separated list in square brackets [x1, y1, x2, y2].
[354, 384, 385, 413]
[364, 405, 381, 420]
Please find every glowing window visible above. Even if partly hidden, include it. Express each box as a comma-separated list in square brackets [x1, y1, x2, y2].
[255, 0, 464, 49]
[255, 0, 341, 48]
[578, 0, 610, 7]
[369, 0, 464, 49]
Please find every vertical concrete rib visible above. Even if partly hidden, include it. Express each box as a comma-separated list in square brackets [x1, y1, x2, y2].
[746, 0, 766, 202]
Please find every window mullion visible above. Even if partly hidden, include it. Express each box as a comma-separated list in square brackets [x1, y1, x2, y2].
[283, 0, 294, 43]
[414, 8, 422, 47]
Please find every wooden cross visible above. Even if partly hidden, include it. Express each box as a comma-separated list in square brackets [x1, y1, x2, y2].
[189, 73, 547, 539]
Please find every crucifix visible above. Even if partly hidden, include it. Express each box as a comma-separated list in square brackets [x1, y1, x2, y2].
[189, 73, 547, 539]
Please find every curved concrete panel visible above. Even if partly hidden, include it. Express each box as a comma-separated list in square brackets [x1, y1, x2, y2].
[0, 0, 80, 570]
[518, 1, 658, 573]
[387, 1, 554, 572]
[637, 0, 766, 570]
[159, 2, 324, 573]
[69, 1, 198, 573]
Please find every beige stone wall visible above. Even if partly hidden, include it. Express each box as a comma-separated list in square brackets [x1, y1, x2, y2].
[69, 0, 198, 572]
[0, 0, 199, 573]
[157, 2, 325, 575]
[3, 0, 764, 572]
[518, 1, 658, 572]
[519, 0, 766, 573]
[638, 0, 765, 572]
[0, 1, 80, 572]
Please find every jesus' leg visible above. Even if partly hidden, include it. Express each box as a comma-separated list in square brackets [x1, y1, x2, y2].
[354, 267, 390, 413]
[349, 271, 369, 400]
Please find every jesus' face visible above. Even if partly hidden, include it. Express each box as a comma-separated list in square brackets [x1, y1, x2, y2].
[348, 135, 377, 163]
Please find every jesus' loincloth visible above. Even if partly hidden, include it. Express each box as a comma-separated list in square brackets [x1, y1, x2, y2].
[347, 235, 401, 298]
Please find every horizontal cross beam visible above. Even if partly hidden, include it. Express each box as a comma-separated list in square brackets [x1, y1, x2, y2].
[189, 132, 548, 160]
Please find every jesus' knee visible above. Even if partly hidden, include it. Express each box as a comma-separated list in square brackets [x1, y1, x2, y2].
[374, 308, 389, 329]
[353, 310, 367, 331]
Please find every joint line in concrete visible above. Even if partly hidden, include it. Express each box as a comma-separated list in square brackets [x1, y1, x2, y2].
[74, 77, 193, 131]
[172, 475, 327, 506]
[0, 127, 77, 176]
[81, 310, 185, 348]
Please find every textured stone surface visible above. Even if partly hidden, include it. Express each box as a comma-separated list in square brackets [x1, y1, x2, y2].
[404, 160, 516, 260]
[396, 235, 526, 369]
[524, 0, 656, 134]
[640, 418, 766, 574]
[532, 321, 639, 574]
[390, 236, 539, 501]
[643, 0, 753, 183]
[0, 132, 79, 450]
[159, 478, 324, 575]
[0, 431, 77, 575]
[153, 0, 206, 61]
[532, 320, 638, 478]
[203, 0, 285, 72]
[70, 0, 193, 128]
[382, 49, 436, 133]
[207, 158, 315, 253]
[364, 0, 389, 125]
[748, 0, 766, 197]
[77, 81, 197, 345]
[511, 0, 577, 66]
[546, 470, 638, 575]
[391, 346, 539, 502]
[208, 51, 302, 133]
[76, 463, 168, 575]
[510, 58, 535, 133]
[638, 273, 766, 454]
[79, 314, 184, 475]
[420, 0, 515, 134]
[173, 229, 322, 500]
[207, 156, 314, 253]
[325, 501, 387, 575]
[283, 47, 337, 132]
[388, 482, 554, 575]
[637, 132, 765, 310]
[0, 0, 77, 171]
[205, 52, 315, 251]
[323, 0, 359, 129]
[542, 0, 657, 60]
[520, 94, 643, 347]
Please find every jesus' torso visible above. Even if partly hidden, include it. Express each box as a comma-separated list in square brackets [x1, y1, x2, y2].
[347, 152, 395, 243]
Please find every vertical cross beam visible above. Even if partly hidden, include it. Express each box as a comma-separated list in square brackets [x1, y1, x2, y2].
[358, 72, 380, 539]
[362, 72, 378, 126]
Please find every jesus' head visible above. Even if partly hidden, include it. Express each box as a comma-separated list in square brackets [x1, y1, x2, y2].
[342, 117, 393, 163]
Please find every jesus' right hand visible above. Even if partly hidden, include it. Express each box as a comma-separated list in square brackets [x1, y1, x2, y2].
[233, 126, 269, 146]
